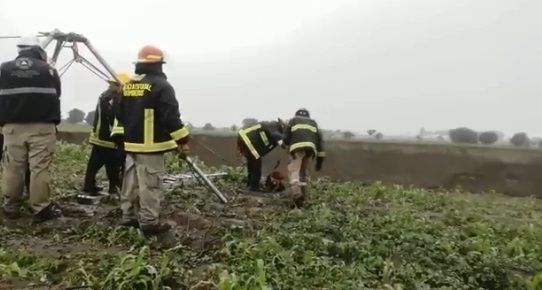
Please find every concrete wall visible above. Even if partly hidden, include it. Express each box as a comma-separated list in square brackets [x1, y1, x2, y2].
[58, 132, 542, 197]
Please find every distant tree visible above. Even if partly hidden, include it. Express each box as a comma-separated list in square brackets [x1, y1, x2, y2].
[529, 138, 542, 148]
[85, 110, 96, 126]
[375, 132, 384, 140]
[203, 123, 215, 131]
[478, 131, 499, 145]
[231, 124, 239, 132]
[67, 108, 85, 124]
[449, 127, 478, 144]
[242, 118, 258, 127]
[510, 132, 530, 147]
[343, 131, 355, 140]
[367, 129, 377, 136]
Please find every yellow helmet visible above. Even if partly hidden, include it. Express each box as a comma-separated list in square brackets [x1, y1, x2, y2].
[108, 71, 131, 84]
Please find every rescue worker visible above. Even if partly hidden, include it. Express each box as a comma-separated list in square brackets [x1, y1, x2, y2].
[283, 108, 325, 207]
[82, 72, 131, 195]
[0, 36, 62, 222]
[237, 120, 285, 192]
[113, 45, 190, 235]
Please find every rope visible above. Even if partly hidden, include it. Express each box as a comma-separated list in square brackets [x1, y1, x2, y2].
[191, 138, 241, 166]
[0, 35, 44, 39]
[58, 59, 75, 77]
[79, 57, 109, 79]
[79, 60, 109, 82]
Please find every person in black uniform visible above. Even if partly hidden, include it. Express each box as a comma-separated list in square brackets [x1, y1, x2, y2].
[237, 120, 285, 192]
[283, 108, 325, 207]
[0, 36, 62, 222]
[113, 45, 190, 235]
[82, 72, 130, 195]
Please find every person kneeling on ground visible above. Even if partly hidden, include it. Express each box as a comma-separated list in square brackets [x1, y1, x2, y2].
[283, 108, 325, 208]
[82, 72, 130, 195]
[237, 119, 285, 192]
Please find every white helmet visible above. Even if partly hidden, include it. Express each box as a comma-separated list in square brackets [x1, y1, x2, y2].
[17, 36, 47, 60]
[17, 36, 42, 50]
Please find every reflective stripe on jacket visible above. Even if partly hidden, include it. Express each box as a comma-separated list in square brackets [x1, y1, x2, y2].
[0, 50, 61, 124]
[89, 89, 118, 149]
[238, 121, 283, 159]
[284, 116, 325, 158]
[115, 72, 189, 153]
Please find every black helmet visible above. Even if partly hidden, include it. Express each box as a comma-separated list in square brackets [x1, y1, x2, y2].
[295, 108, 310, 118]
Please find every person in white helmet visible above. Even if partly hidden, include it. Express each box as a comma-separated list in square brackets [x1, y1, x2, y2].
[0, 36, 62, 222]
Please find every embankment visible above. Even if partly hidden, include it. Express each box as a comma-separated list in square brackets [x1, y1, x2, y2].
[58, 132, 542, 197]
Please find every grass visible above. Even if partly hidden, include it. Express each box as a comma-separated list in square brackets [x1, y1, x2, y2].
[0, 143, 541, 289]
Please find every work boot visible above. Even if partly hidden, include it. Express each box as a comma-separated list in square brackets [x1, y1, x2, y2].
[289, 185, 304, 208]
[2, 207, 21, 219]
[119, 218, 139, 228]
[292, 194, 305, 208]
[140, 223, 171, 236]
[108, 185, 119, 195]
[33, 202, 63, 223]
[82, 186, 103, 196]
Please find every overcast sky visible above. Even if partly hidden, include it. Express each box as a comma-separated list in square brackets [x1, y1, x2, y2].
[1, 0, 541, 136]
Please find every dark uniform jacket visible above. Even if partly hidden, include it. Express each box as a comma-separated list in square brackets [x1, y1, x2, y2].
[113, 64, 189, 153]
[89, 88, 119, 149]
[238, 121, 284, 159]
[0, 49, 61, 125]
[283, 116, 325, 159]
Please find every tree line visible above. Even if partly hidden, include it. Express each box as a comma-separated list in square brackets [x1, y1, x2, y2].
[65, 110, 538, 147]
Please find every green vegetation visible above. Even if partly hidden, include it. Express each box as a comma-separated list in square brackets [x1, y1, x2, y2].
[1, 143, 541, 289]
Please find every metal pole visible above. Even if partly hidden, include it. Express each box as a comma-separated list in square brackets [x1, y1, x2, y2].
[83, 39, 123, 85]
[49, 40, 64, 66]
[184, 156, 228, 204]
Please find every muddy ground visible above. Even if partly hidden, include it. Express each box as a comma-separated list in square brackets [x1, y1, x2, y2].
[0, 179, 288, 289]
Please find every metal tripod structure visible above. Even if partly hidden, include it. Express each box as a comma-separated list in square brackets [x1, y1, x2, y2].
[1, 29, 123, 84]
[0, 29, 228, 204]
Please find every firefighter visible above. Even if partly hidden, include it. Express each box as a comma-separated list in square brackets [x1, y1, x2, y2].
[0, 36, 62, 222]
[237, 120, 285, 192]
[283, 108, 325, 207]
[113, 45, 190, 235]
[82, 72, 131, 195]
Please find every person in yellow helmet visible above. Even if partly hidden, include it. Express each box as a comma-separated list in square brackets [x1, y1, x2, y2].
[82, 72, 131, 195]
[113, 45, 190, 235]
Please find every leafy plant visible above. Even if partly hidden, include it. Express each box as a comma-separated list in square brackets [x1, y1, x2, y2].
[1, 142, 542, 289]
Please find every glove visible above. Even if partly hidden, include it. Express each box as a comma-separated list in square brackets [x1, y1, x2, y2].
[277, 139, 286, 149]
[177, 143, 190, 159]
[113, 136, 124, 152]
[315, 157, 324, 172]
